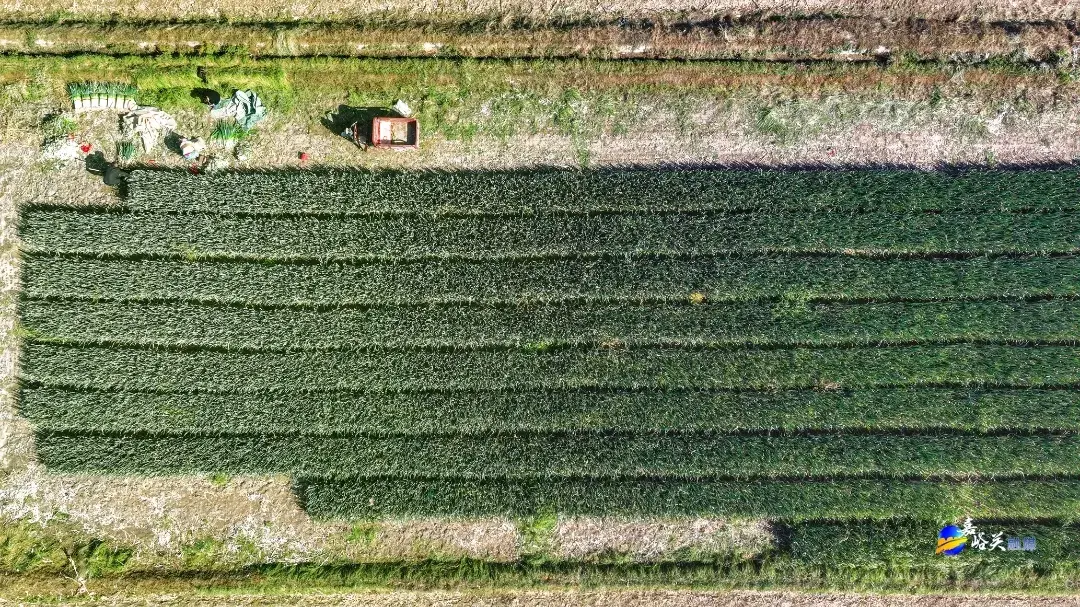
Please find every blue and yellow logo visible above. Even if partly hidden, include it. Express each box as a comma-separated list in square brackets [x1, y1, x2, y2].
[936, 525, 967, 556]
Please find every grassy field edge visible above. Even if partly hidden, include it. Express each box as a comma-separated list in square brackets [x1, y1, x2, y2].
[6, 518, 1080, 599]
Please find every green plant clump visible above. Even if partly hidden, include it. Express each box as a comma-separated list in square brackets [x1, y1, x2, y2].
[67, 81, 137, 100]
[40, 113, 77, 141]
[116, 140, 139, 162]
[209, 120, 250, 143]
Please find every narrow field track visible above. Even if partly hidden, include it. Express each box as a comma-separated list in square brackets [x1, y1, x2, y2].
[0, 17, 1075, 62]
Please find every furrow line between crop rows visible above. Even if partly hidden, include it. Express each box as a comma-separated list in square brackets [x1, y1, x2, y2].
[26, 248, 1080, 265]
[27, 426, 1080, 439]
[21, 291, 1078, 310]
[25, 248, 1080, 264]
[25, 204, 1080, 217]
[23, 379, 1080, 396]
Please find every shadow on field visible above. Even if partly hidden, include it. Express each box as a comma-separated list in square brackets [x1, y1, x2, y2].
[163, 132, 185, 157]
[84, 151, 131, 193]
[191, 87, 220, 107]
[103, 158, 1080, 188]
[107, 159, 1080, 180]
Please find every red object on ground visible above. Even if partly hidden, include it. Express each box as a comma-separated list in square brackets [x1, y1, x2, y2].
[299, 152, 310, 162]
[189, 163, 200, 175]
[79, 143, 92, 154]
[369, 116, 420, 150]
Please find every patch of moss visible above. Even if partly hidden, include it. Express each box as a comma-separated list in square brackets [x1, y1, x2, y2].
[182, 538, 229, 571]
[0, 519, 132, 577]
[518, 512, 558, 564]
[346, 523, 378, 546]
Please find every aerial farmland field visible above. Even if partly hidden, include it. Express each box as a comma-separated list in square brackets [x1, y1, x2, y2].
[5, 1, 1080, 605]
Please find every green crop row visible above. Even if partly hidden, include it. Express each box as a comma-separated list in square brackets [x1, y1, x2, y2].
[121, 168, 1080, 215]
[31, 431, 1080, 479]
[19, 209, 1080, 259]
[296, 477, 1080, 519]
[20, 298, 1080, 349]
[21, 254, 1080, 306]
[21, 342, 1080, 393]
[20, 386, 1080, 435]
[789, 519, 1080, 566]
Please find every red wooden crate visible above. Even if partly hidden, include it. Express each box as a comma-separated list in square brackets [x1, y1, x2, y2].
[370, 116, 419, 150]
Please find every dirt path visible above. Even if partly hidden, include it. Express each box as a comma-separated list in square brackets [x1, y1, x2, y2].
[139, 101, 1080, 170]
[3, 0, 1079, 21]
[0, 18, 1073, 62]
